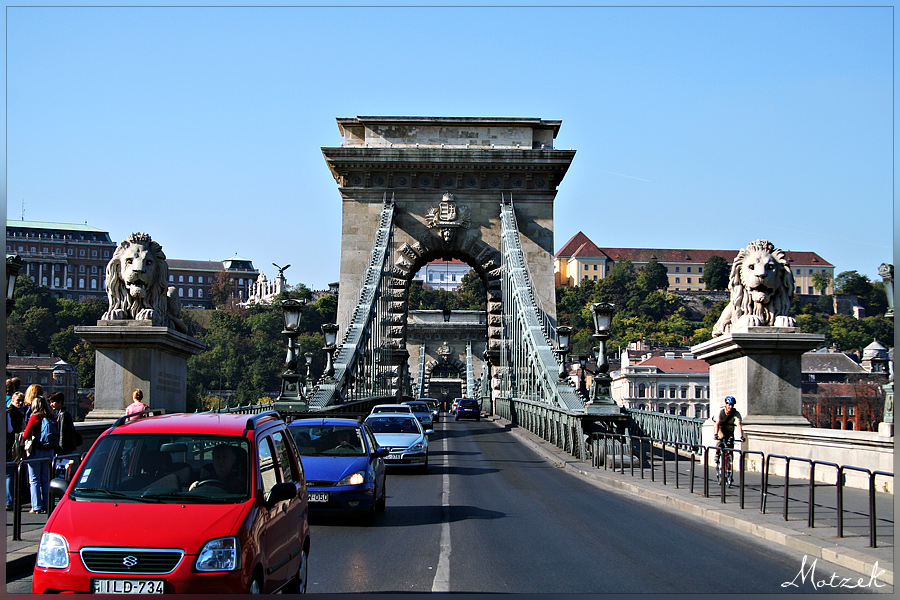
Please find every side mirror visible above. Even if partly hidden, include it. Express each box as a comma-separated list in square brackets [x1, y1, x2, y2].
[424, 429, 435, 436]
[266, 482, 297, 509]
[49, 478, 69, 499]
[373, 447, 390, 458]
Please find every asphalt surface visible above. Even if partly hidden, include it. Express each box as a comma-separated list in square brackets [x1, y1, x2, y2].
[6, 414, 894, 593]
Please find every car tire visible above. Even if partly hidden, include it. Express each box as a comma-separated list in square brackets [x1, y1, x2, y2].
[420, 454, 429, 474]
[376, 480, 386, 513]
[476, 416, 481, 421]
[282, 547, 309, 593]
[248, 571, 263, 594]
[454, 415, 459, 421]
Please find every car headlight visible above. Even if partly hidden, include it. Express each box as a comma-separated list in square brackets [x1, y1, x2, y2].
[196, 536, 241, 572]
[36, 532, 69, 569]
[410, 441, 426, 451]
[337, 471, 366, 486]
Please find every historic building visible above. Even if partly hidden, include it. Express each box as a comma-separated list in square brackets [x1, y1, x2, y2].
[554, 231, 835, 295]
[610, 347, 710, 418]
[167, 255, 259, 309]
[801, 350, 888, 431]
[6, 354, 79, 403]
[412, 258, 473, 291]
[6, 219, 117, 301]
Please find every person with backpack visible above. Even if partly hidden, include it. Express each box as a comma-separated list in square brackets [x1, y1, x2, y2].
[21, 395, 58, 513]
[48, 393, 80, 478]
[6, 392, 25, 510]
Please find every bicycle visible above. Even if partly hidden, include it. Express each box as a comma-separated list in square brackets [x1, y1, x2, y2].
[715, 436, 736, 488]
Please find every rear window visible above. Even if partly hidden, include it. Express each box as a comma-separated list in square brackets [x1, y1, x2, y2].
[290, 424, 365, 456]
[72, 434, 251, 504]
[459, 400, 478, 408]
[365, 416, 421, 435]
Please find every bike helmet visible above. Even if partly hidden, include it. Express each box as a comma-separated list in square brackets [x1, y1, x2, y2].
[724, 396, 736, 405]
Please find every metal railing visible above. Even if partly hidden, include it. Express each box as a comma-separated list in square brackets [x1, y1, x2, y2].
[7, 453, 85, 541]
[496, 397, 586, 459]
[589, 431, 893, 548]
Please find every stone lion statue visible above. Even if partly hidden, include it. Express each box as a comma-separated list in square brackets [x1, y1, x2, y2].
[712, 239, 797, 336]
[101, 232, 188, 333]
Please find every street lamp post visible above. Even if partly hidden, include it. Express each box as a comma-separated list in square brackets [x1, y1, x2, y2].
[6, 255, 24, 317]
[556, 325, 572, 381]
[321, 323, 340, 382]
[275, 298, 307, 413]
[588, 302, 615, 406]
[878, 263, 893, 433]
[303, 352, 314, 394]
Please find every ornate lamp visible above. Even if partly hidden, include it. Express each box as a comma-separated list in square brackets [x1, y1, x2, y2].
[275, 298, 307, 413]
[6, 255, 24, 317]
[442, 307, 452, 322]
[588, 302, 616, 407]
[556, 325, 572, 380]
[321, 323, 340, 381]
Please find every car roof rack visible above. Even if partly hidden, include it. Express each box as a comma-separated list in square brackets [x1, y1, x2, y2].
[111, 408, 166, 429]
[243, 411, 282, 435]
[287, 411, 365, 423]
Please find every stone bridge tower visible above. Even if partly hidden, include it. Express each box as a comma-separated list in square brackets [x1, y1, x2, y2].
[323, 116, 574, 363]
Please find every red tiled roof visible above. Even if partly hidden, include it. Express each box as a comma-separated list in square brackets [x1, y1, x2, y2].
[555, 231, 605, 259]
[638, 357, 710, 374]
[556, 231, 833, 267]
[8, 355, 70, 369]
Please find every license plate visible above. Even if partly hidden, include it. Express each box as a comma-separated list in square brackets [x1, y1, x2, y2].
[309, 491, 329, 502]
[92, 579, 165, 594]
[388, 453, 403, 460]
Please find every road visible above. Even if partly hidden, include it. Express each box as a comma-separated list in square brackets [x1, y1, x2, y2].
[7, 417, 890, 594]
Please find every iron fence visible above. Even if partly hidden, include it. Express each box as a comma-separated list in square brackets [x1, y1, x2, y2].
[7, 452, 85, 541]
[589, 431, 893, 548]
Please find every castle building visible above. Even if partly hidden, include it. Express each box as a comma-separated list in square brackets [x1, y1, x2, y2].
[610, 344, 710, 418]
[7, 354, 79, 403]
[554, 231, 834, 295]
[6, 220, 116, 301]
[167, 255, 259, 309]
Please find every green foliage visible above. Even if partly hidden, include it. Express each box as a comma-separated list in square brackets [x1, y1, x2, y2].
[833, 271, 887, 316]
[811, 271, 832, 294]
[407, 269, 486, 311]
[700, 255, 729, 291]
[637, 259, 669, 293]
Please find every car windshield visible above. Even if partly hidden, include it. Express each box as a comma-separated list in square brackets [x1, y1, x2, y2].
[365, 416, 421, 435]
[290, 424, 365, 456]
[405, 403, 428, 412]
[70, 434, 251, 504]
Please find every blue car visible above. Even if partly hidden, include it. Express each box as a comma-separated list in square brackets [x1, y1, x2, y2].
[288, 417, 388, 524]
[454, 399, 481, 421]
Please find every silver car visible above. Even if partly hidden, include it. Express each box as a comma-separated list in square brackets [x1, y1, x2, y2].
[402, 400, 434, 428]
[364, 413, 433, 473]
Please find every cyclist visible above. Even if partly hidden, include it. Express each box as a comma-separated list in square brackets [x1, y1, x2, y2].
[713, 396, 744, 484]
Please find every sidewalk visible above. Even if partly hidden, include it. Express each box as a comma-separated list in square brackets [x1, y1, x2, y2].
[6, 508, 49, 579]
[489, 416, 894, 586]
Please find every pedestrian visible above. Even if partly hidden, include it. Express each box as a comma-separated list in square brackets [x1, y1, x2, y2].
[21, 394, 58, 513]
[48, 393, 79, 479]
[23, 383, 42, 420]
[6, 392, 25, 510]
[125, 389, 149, 421]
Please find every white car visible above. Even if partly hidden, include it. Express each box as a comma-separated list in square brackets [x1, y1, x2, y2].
[370, 404, 413, 415]
[364, 413, 433, 473]
[402, 400, 434, 428]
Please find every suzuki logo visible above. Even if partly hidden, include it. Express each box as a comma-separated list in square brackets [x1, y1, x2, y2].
[122, 555, 139, 568]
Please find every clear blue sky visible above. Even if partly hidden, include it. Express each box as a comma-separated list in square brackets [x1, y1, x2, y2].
[5, 2, 895, 289]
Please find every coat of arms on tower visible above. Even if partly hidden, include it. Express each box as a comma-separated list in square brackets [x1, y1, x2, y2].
[437, 341, 454, 362]
[426, 192, 471, 244]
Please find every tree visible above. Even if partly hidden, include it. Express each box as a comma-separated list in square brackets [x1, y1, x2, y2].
[637, 259, 668, 293]
[811, 271, 832, 294]
[700, 255, 729, 291]
[209, 271, 234, 309]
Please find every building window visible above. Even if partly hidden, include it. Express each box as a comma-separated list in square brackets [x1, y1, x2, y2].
[687, 278, 691, 284]
[675, 267, 680, 273]
[169, 275, 174, 282]
[847, 406, 855, 416]
[90, 279, 97, 290]
[91, 266, 97, 274]
[66, 277, 72, 288]
[178, 288, 183, 297]
[92, 250, 98, 257]
[78, 278, 85, 289]
[189, 276, 194, 283]
[593, 275, 598, 280]
[198, 289, 204, 298]
[188, 288, 194, 298]
[53, 277, 60, 287]
[179, 275, 184, 283]
[675, 277, 680, 283]
[796, 286, 801, 294]
[669, 388, 676, 398]
[835, 406, 842, 416]
[67, 249, 73, 255]
[658, 388, 665, 398]
[593, 264, 597, 270]
[808, 287, 813, 294]
[680, 406, 688, 416]
[695, 387, 703, 399]
[80, 250, 85, 256]
[583, 275, 588, 280]
[197, 276, 203, 284]
[680, 388, 687, 398]
[638, 384, 646, 398]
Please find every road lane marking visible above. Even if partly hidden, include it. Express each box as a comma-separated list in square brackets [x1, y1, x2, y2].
[432, 421, 451, 592]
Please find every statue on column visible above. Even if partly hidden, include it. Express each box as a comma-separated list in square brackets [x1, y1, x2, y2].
[101, 232, 188, 333]
[713, 239, 797, 336]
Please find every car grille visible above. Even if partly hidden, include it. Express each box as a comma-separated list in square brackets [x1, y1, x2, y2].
[81, 548, 184, 574]
[306, 480, 335, 487]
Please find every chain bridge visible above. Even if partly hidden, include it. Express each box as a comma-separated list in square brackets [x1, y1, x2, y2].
[298, 117, 628, 456]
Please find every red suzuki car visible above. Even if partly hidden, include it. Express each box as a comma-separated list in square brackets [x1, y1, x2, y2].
[32, 410, 310, 594]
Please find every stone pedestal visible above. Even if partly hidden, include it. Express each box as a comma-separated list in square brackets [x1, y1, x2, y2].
[692, 327, 824, 447]
[76, 321, 206, 419]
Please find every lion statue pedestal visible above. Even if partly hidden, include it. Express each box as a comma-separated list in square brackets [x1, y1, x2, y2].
[76, 232, 205, 418]
[692, 239, 825, 449]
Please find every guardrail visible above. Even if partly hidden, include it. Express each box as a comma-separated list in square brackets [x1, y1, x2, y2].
[7, 453, 85, 541]
[496, 397, 585, 459]
[589, 431, 893, 548]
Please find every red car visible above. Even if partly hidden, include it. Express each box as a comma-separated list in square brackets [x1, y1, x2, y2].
[32, 410, 310, 594]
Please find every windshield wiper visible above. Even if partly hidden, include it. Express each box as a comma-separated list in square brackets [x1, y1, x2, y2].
[72, 488, 157, 503]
